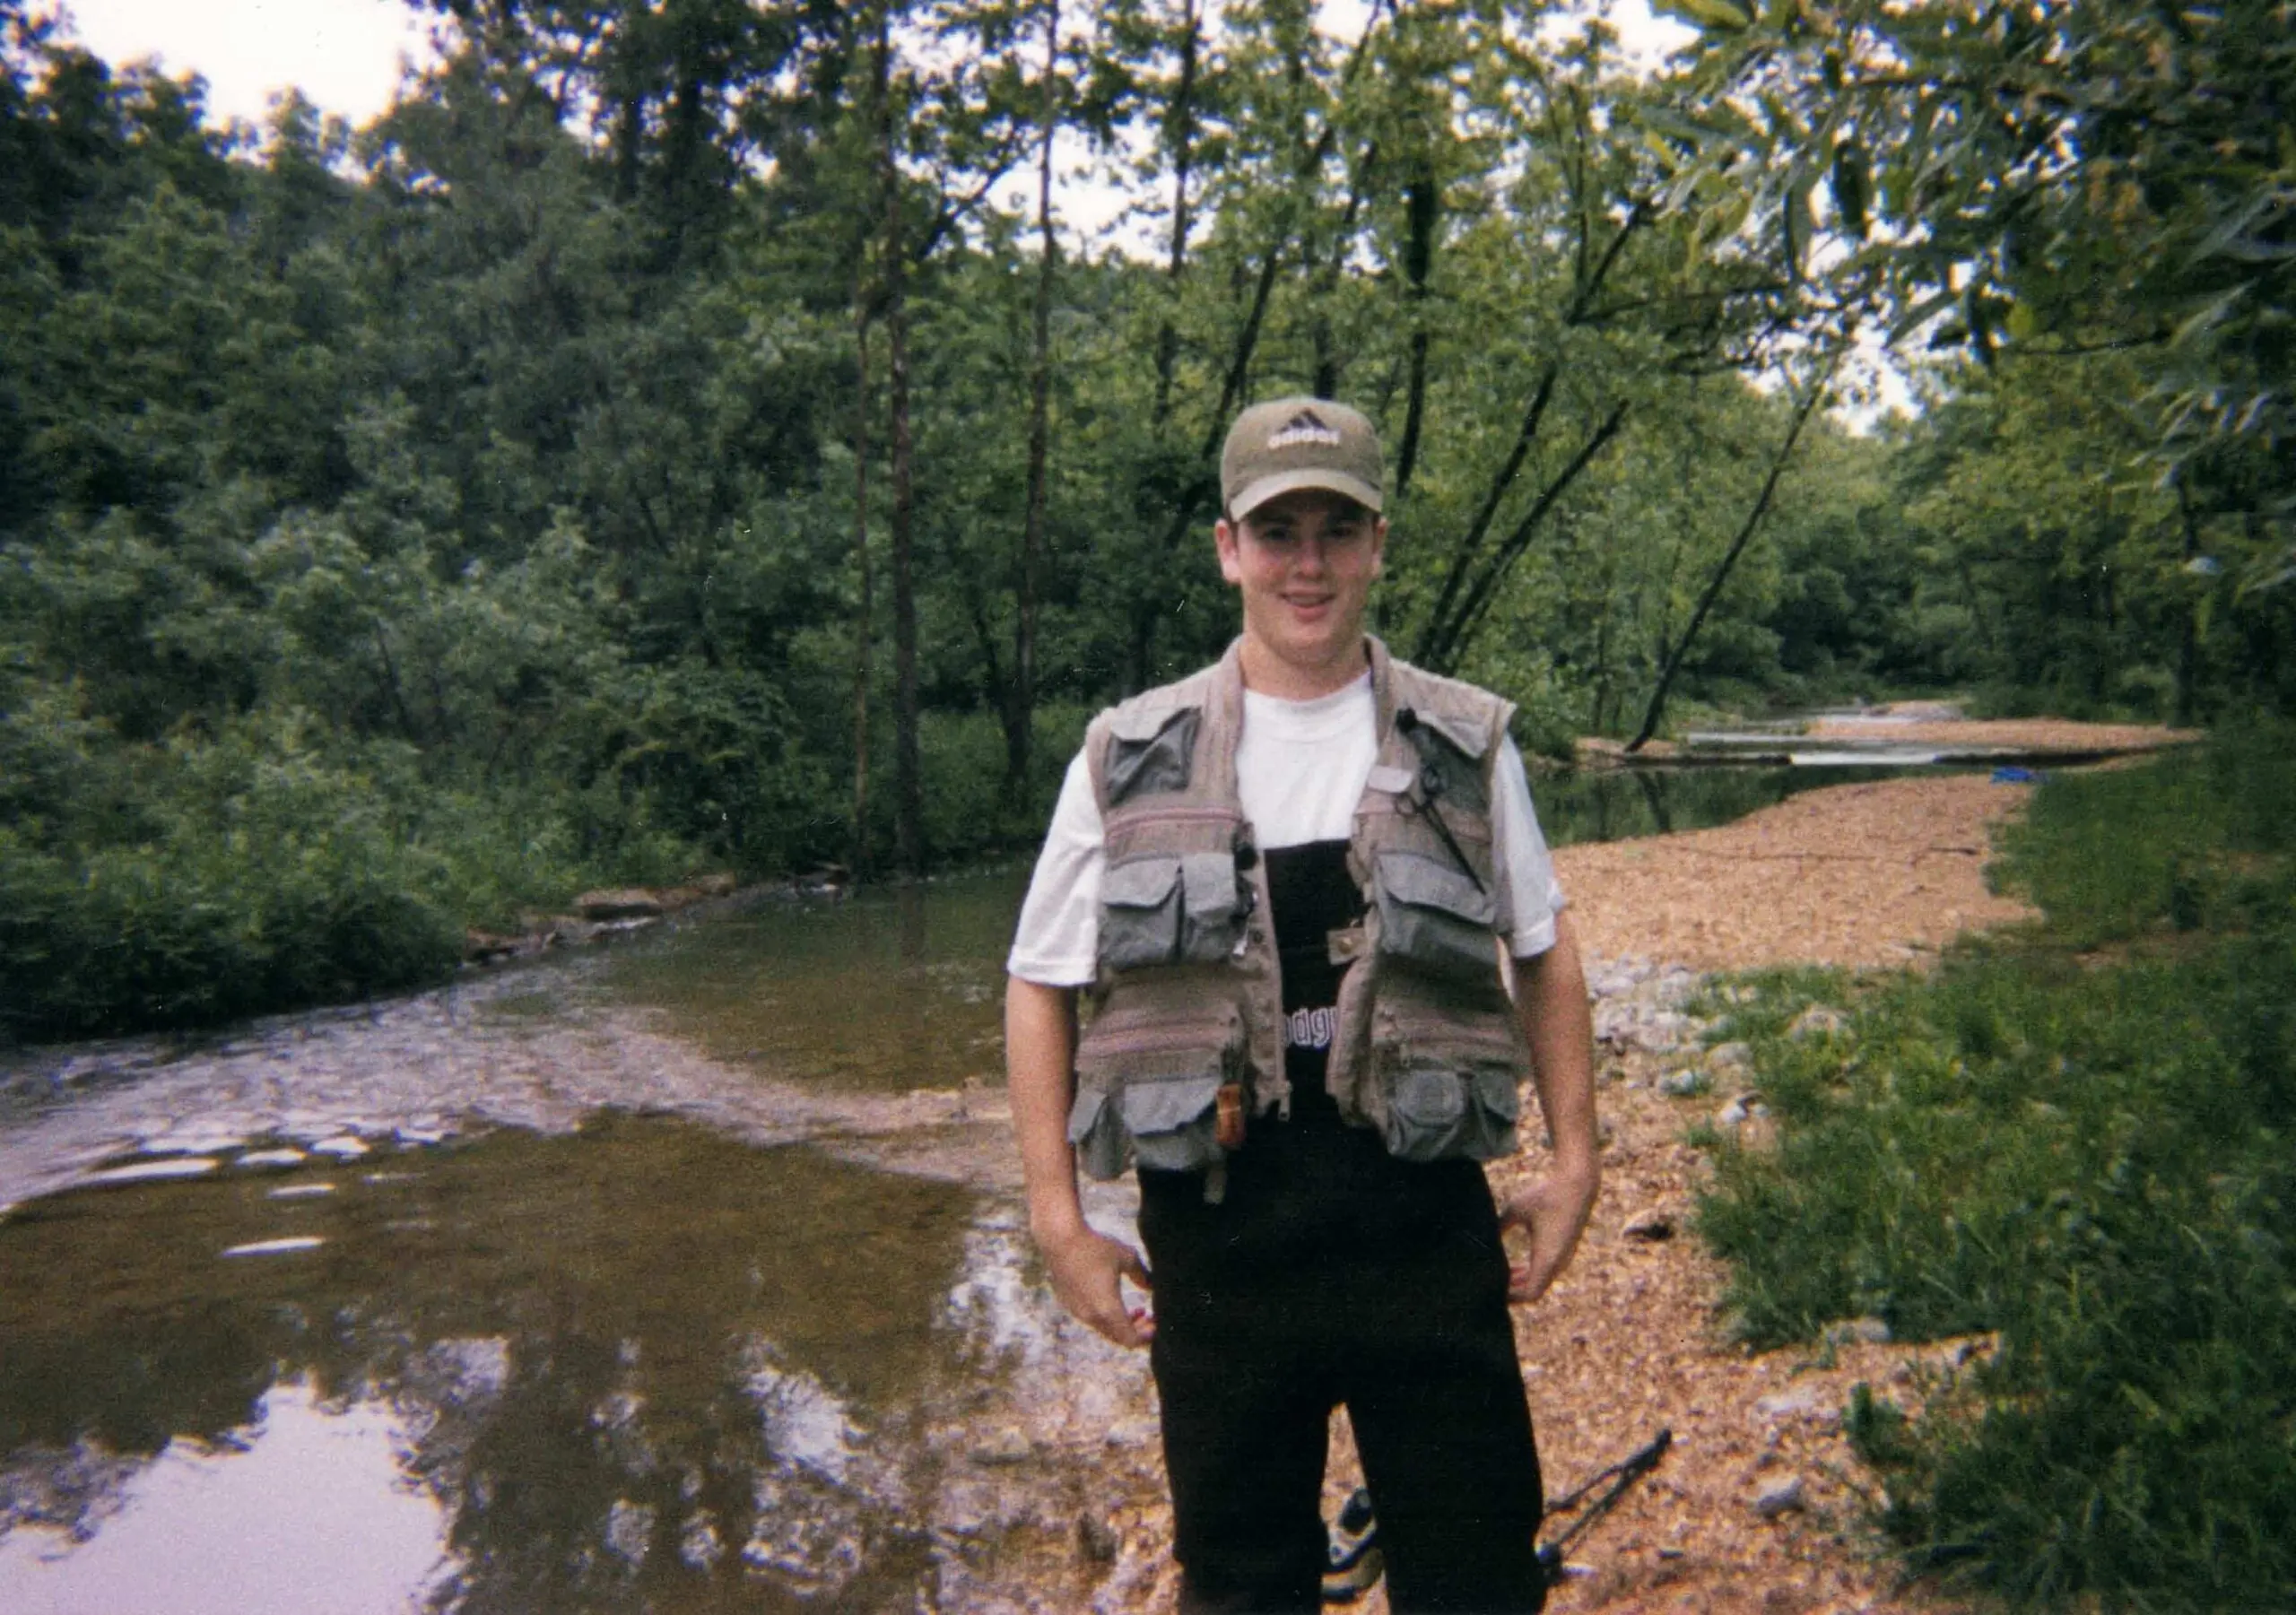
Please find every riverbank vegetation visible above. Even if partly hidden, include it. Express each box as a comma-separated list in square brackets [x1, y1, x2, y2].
[4, 1, 2291, 1039]
[1696, 731, 2296, 1608]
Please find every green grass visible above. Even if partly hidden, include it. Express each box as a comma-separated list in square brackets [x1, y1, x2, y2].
[1692, 725, 2296, 1609]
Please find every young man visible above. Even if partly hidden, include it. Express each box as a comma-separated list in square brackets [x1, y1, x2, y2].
[1005, 397, 1599, 1613]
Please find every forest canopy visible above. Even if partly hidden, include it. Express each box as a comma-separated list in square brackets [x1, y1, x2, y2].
[2, 0, 2290, 1038]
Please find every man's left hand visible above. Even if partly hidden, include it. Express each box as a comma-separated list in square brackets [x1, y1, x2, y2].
[1498, 1158, 1599, 1304]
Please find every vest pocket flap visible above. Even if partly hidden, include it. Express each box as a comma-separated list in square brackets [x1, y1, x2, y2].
[1099, 855, 1182, 971]
[1104, 855, 1181, 908]
[1123, 1075, 1225, 1173]
[1181, 850, 1240, 925]
[1105, 707, 1200, 804]
[1390, 1067, 1469, 1126]
[1410, 707, 1491, 761]
[1378, 850, 1495, 925]
[1066, 1088, 1127, 1181]
[1119, 1073, 1222, 1135]
[1375, 850, 1499, 982]
[1381, 1062, 1519, 1164]
[1473, 1063, 1523, 1123]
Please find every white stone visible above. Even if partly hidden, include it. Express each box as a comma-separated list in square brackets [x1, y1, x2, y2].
[1753, 1387, 1840, 1428]
[1787, 1005, 1848, 1040]
[266, 1182, 337, 1201]
[83, 1158, 220, 1187]
[310, 1134, 371, 1159]
[221, 1236, 325, 1257]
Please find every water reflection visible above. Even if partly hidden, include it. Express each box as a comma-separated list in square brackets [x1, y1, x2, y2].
[594, 874, 1027, 1095]
[0, 1118, 987, 1612]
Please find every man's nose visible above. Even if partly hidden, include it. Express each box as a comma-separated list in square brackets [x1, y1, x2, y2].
[1292, 533, 1332, 572]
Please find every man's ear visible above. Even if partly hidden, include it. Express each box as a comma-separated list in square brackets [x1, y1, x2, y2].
[1213, 517, 1244, 585]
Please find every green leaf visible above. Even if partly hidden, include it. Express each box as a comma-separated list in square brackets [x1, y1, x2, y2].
[1658, 0, 1754, 31]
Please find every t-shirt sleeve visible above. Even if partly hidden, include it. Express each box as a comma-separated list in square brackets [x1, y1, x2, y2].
[1492, 734, 1568, 958]
[1005, 748, 1104, 986]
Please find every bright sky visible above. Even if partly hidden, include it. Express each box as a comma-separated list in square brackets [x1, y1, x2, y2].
[51, 0, 1694, 131]
[52, 0, 435, 126]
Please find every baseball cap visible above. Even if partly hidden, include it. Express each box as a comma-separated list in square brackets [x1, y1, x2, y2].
[1220, 396, 1385, 520]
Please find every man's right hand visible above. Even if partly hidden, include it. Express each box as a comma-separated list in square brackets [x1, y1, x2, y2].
[1037, 1220, 1155, 1350]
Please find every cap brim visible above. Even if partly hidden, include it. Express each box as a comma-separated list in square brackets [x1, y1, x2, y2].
[1229, 468, 1384, 520]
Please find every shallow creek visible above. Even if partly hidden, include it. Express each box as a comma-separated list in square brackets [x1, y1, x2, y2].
[0, 760, 1938, 1612]
[0, 875, 1150, 1614]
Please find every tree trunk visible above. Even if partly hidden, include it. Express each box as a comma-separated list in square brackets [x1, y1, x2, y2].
[2174, 480, 2201, 729]
[1390, 164, 1438, 499]
[1006, 0, 1058, 804]
[850, 296, 874, 881]
[878, 13, 925, 875]
[1152, 0, 1199, 429]
[1627, 354, 1839, 752]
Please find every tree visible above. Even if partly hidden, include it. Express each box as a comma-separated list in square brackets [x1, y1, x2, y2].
[1656, 0, 2293, 581]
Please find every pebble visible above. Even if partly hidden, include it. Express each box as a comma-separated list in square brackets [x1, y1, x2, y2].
[83, 1158, 219, 1186]
[1657, 1070, 1706, 1098]
[1716, 1097, 1752, 1127]
[234, 1149, 307, 1169]
[310, 1134, 371, 1159]
[1787, 1004, 1848, 1040]
[970, 1428, 1033, 1466]
[1824, 1315, 1893, 1346]
[1752, 1474, 1806, 1519]
[1707, 1041, 1752, 1072]
[1075, 1514, 1120, 1564]
[265, 1182, 336, 1200]
[1622, 1207, 1676, 1241]
[1752, 1387, 1840, 1428]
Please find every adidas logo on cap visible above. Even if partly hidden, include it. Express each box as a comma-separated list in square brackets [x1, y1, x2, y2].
[1266, 410, 1344, 450]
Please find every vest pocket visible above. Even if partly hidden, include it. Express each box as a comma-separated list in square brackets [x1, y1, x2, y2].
[1372, 1002, 1522, 1163]
[1373, 849, 1500, 983]
[1104, 707, 1199, 804]
[1099, 852, 1245, 972]
[1069, 993, 1243, 1180]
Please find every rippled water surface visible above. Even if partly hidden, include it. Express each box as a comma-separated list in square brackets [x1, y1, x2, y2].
[594, 874, 1026, 1093]
[0, 875, 1142, 1614]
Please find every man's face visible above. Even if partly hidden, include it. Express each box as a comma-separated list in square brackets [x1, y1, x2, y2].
[1213, 489, 1387, 691]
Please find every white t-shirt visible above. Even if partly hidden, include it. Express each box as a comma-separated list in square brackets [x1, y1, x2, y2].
[1006, 673, 1567, 987]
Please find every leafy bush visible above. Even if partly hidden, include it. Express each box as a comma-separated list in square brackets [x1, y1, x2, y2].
[1696, 734, 2296, 1608]
[0, 715, 464, 1039]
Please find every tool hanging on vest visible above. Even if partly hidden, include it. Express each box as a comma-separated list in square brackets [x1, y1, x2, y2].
[1319, 1428, 1674, 1604]
[1395, 708, 1487, 895]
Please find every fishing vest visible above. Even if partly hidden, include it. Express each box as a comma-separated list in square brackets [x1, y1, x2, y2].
[1066, 637, 1532, 1199]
